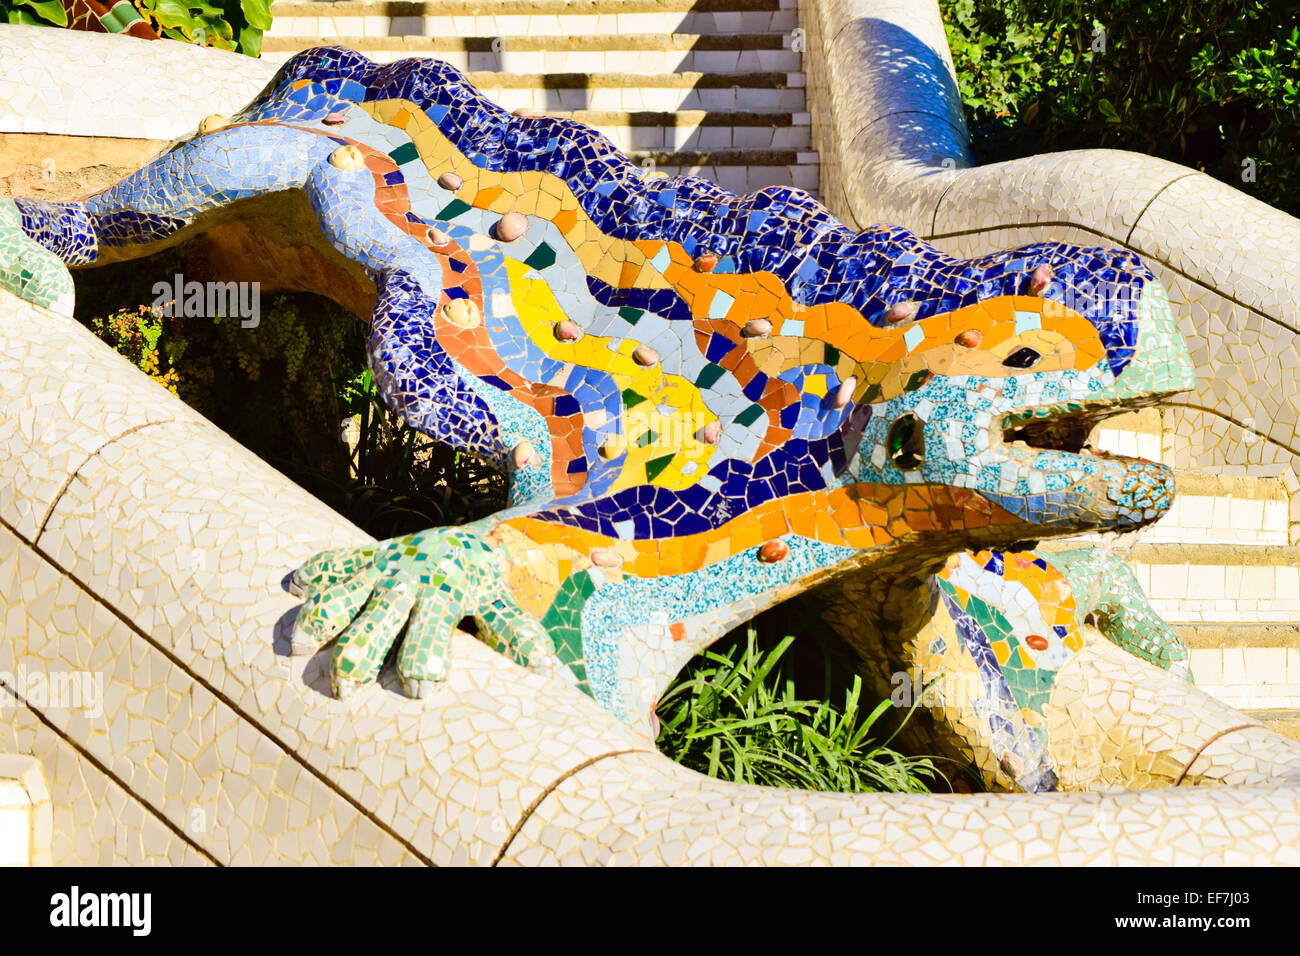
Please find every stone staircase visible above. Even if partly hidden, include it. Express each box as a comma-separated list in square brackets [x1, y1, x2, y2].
[1063, 409, 1300, 738]
[263, 0, 818, 197]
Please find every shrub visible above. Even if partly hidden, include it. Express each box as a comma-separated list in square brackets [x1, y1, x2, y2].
[941, 0, 1300, 217]
[80, 281, 506, 540]
[0, 0, 271, 56]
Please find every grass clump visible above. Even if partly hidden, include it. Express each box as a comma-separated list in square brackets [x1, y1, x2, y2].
[657, 628, 946, 794]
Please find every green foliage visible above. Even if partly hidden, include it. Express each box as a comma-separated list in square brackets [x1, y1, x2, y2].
[77, 262, 506, 541]
[2, 0, 67, 27]
[0, 0, 269, 56]
[89, 302, 182, 393]
[139, 0, 271, 57]
[940, 0, 1300, 216]
[324, 368, 508, 538]
[656, 627, 946, 794]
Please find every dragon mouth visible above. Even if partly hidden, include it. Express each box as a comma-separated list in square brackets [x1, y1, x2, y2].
[999, 395, 1168, 464]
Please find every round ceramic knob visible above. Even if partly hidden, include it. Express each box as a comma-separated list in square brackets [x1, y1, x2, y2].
[590, 548, 623, 568]
[698, 421, 721, 445]
[599, 435, 624, 459]
[443, 299, 481, 329]
[834, 376, 857, 408]
[955, 329, 983, 348]
[329, 145, 366, 171]
[427, 227, 451, 247]
[694, 253, 718, 272]
[758, 539, 789, 563]
[198, 114, 230, 135]
[884, 301, 916, 323]
[1028, 264, 1054, 295]
[742, 318, 771, 338]
[494, 212, 528, 241]
[438, 172, 463, 191]
[323, 111, 348, 126]
[632, 345, 659, 366]
[554, 319, 581, 342]
[512, 441, 536, 468]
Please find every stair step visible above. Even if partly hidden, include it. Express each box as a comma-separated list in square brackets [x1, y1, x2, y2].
[1179, 625, 1300, 711]
[1245, 709, 1300, 742]
[638, 162, 817, 195]
[1153, 471, 1289, 545]
[267, 0, 800, 40]
[628, 148, 811, 166]
[260, 27, 802, 72]
[460, 70, 798, 88]
[262, 43, 803, 74]
[1125, 543, 1300, 625]
[441, 76, 804, 113]
[265, 31, 791, 51]
[1178, 623, 1300, 650]
[554, 109, 810, 151]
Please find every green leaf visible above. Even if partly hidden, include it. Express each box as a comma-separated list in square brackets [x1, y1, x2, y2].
[19, 0, 67, 26]
[240, 0, 272, 30]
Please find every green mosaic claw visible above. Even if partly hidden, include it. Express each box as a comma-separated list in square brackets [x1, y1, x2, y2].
[289, 524, 560, 699]
[0, 199, 76, 315]
[1050, 547, 1192, 679]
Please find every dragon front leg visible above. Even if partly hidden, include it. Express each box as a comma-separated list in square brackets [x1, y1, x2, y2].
[287, 523, 562, 698]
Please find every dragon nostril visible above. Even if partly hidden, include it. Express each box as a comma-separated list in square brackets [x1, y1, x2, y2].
[887, 413, 925, 469]
[1003, 346, 1041, 369]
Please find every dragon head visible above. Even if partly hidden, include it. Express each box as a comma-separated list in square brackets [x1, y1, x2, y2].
[838, 246, 1195, 547]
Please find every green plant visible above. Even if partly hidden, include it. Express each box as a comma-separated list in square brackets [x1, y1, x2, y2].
[2, 0, 66, 27]
[0, 0, 270, 56]
[323, 368, 508, 538]
[940, 0, 1300, 216]
[138, 0, 271, 57]
[89, 302, 183, 394]
[656, 627, 946, 794]
[78, 256, 507, 541]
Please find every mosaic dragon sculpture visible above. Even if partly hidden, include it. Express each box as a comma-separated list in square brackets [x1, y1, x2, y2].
[1, 49, 1202, 793]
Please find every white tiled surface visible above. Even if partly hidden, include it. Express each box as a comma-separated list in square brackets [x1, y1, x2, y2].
[1193, 646, 1300, 710]
[266, 10, 801, 38]
[0, 26, 276, 139]
[1135, 561, 1300, 622]
[264, 47, 804, 74]
[0, 783, 31, 867]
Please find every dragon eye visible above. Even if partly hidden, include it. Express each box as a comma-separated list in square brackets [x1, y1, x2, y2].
[1002, 346, 1041, 369]
[887, 413, 925, 470]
